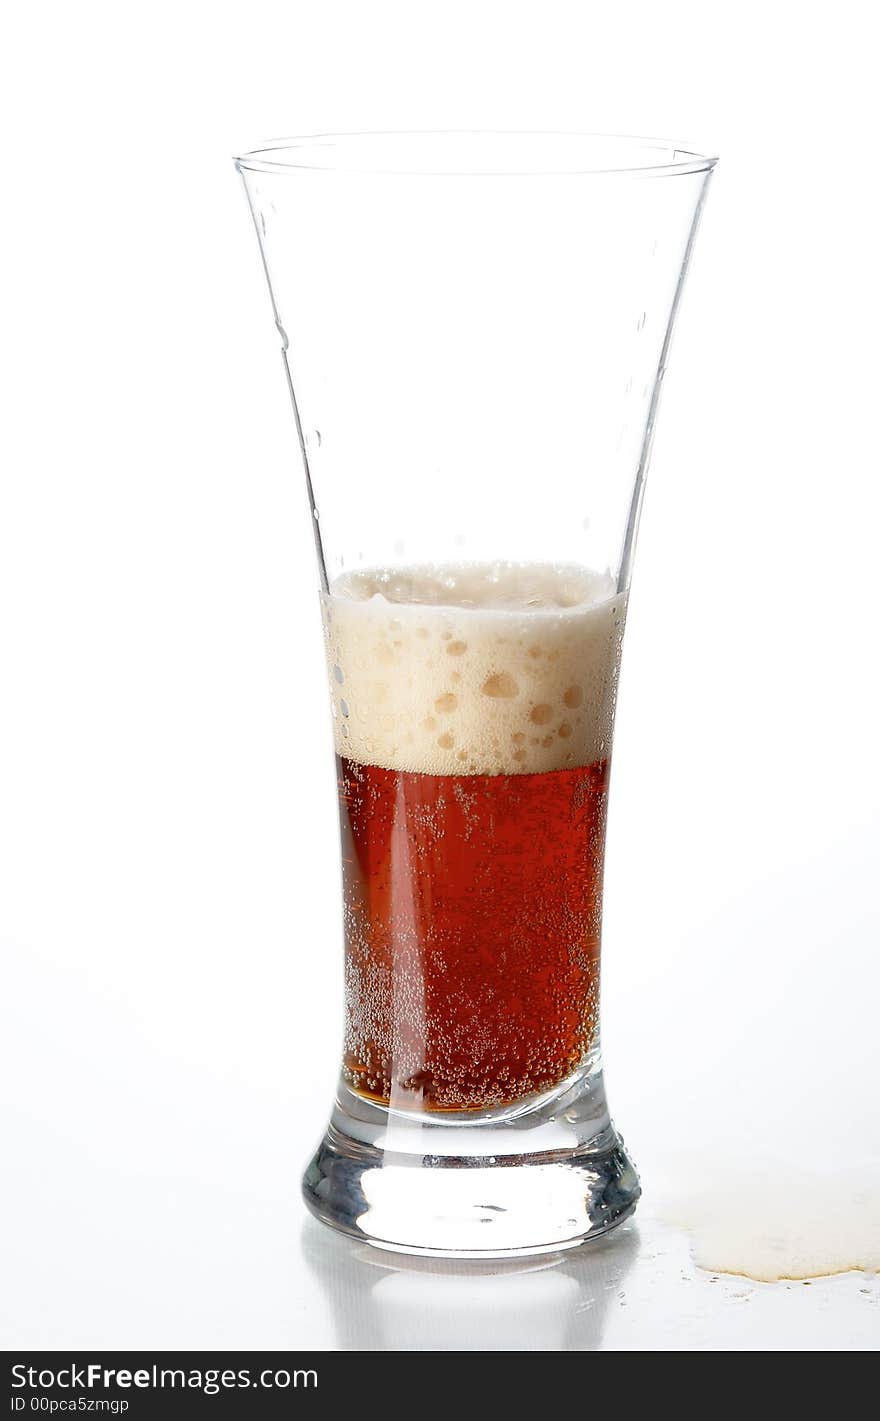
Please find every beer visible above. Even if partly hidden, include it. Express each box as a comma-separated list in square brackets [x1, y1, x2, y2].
[323, 563, 626, 1113]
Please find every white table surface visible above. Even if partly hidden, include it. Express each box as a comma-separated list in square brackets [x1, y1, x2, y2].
[3, 1107, 877, 1351]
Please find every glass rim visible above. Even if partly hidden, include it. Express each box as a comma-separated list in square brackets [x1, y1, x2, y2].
[233, 130, 718, 178]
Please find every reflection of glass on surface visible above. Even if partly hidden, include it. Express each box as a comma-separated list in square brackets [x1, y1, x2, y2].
[301, 1217, 640, 1351]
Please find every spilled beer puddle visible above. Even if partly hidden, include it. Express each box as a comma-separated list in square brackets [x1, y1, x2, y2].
[655, 1162, 880, 1283]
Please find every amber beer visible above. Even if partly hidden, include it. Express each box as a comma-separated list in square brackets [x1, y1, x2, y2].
[323, 563, 626, 1114]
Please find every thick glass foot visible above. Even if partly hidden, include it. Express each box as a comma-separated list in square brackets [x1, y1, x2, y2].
[303, 1061, 640, 1258]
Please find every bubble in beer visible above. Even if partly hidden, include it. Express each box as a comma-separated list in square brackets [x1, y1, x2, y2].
[482, 672, 519, 699]
[530, 704, 553, 725]
[435, 693, 458, 714]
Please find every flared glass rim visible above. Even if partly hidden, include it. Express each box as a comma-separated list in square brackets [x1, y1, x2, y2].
[234, 130, 718, 178]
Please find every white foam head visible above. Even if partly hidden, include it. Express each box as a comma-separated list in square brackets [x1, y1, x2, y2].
[321, 563, 627, 775]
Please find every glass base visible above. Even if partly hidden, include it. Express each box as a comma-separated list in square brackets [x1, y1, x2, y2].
[302, 1056, 640, 1258]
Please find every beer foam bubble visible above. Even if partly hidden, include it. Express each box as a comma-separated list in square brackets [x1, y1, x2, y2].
[321, 563, 627, 775]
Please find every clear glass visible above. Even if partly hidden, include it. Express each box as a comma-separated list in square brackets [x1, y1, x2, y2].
[235, 132, 717, 1257]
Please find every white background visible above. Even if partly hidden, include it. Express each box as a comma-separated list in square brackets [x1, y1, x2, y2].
[1, 1, 878, 1350]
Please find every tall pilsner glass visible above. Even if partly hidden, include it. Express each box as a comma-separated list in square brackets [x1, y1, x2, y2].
[235, 133, 716, 1257]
